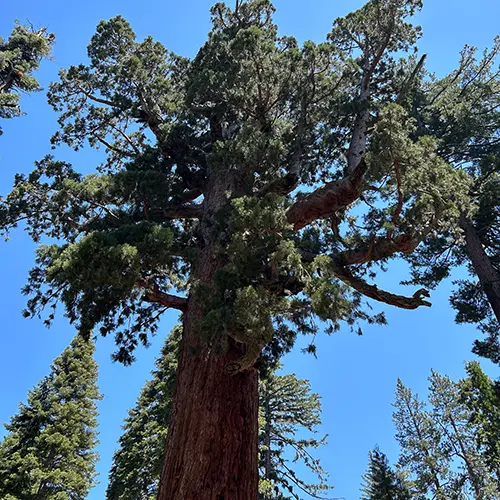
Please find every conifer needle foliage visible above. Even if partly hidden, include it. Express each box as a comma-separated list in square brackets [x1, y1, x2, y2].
[0, 335, 101, 500]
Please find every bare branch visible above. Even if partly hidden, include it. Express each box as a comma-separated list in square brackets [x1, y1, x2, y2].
[396, 54, 427, 104]
[76, 84, 123, 108]
[180, 188, 203, 203]
[332, 265, 431, 310]
[334, 233, 421, 267]
[95, 136, 137, 158]
[159, 203, 204, 220]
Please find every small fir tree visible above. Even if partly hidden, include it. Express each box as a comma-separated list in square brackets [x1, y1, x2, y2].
[259, 370, 331, 500]
[360, 447, 411, 500]
[0, 334, 101, 499]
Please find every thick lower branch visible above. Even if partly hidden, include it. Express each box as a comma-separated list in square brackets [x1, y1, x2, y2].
[335, 233, 420, 266]
[286, 159, 367, 231]
[160, 203, 204, 220]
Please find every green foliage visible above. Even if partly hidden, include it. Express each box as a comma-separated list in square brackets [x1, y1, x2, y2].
[402, 38, 500, 362]
[0, 0, 482, 368]
[0, 335, 101, 499]
[393, 365, 500, 499]
[0, 22, 54, 133]
[106, 325, 180, 500]
[360, 447, 411, 500]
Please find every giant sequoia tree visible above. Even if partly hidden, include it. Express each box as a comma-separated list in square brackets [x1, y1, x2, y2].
[0, 335, 101, 499]
[0, 0, 487, 497]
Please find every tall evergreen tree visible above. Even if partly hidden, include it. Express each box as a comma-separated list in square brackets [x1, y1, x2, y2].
[460, 361, 500, 483]
[106, 326, 180, 500]
[259, 370, 330, 500]
[0, 0, 492, 495]
[402, 40, 500, 363]
[360, 447, 411, 500]
[0, 23, 54, 135]
[0, 334, 101, 499]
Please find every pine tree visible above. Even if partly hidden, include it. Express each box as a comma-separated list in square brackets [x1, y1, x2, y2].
[0, 334, 101, 499]
[0, 0, 491, 495]
[394, 368, 500, 499]
[392, 380, 450, 499]
[259, 370, 331, 500]
[360, 447, 411, 500]
[460, 362, 500, 482]
[106, 326, 180, 500]
[0, 23, 54, 135]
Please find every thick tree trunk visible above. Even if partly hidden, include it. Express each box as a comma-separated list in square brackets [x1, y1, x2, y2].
[460, 213, 500, 324]
[157, 324, 259, 499]
[157, 175, 260, 499]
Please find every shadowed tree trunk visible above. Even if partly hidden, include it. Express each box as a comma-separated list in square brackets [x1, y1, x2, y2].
[460, 213, 500, 324]
[158, 329, 259, 499]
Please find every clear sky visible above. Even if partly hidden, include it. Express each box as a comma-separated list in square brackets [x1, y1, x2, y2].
[1, 1, 499, 499]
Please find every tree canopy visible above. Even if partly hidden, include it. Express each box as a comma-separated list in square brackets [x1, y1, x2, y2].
[1, 0, 499, 496]
[0, 0, 479, 363]
[393, 363, 500, 499]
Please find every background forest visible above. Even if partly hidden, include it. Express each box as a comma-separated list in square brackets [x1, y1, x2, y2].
[1, 0, 499, 498]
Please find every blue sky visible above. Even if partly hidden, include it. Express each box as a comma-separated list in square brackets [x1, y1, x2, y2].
[1, 1, 499, 498]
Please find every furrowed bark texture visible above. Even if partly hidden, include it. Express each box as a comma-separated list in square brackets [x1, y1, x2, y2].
[157, 177, 260, 500]
[460, 213, 500, 324]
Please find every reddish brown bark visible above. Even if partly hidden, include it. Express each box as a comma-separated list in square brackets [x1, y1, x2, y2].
[157, 176, 260, 500]
[286, 159, 367, 231]
[157, 321, 259, 500]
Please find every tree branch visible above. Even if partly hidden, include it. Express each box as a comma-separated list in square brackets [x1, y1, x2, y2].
[180, 188, 203, 203]
[139, 282, 188, 312]
[286, 158, 367, 230]
[158, 203, 204, 220]
[332, 264, 431, 310]
[76, 84, 123, 108]
[333, 233, 421, 267]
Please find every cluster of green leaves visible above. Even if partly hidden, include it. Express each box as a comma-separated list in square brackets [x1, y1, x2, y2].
[0, 335, 101, 499]
[0, 22, 54, 133]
